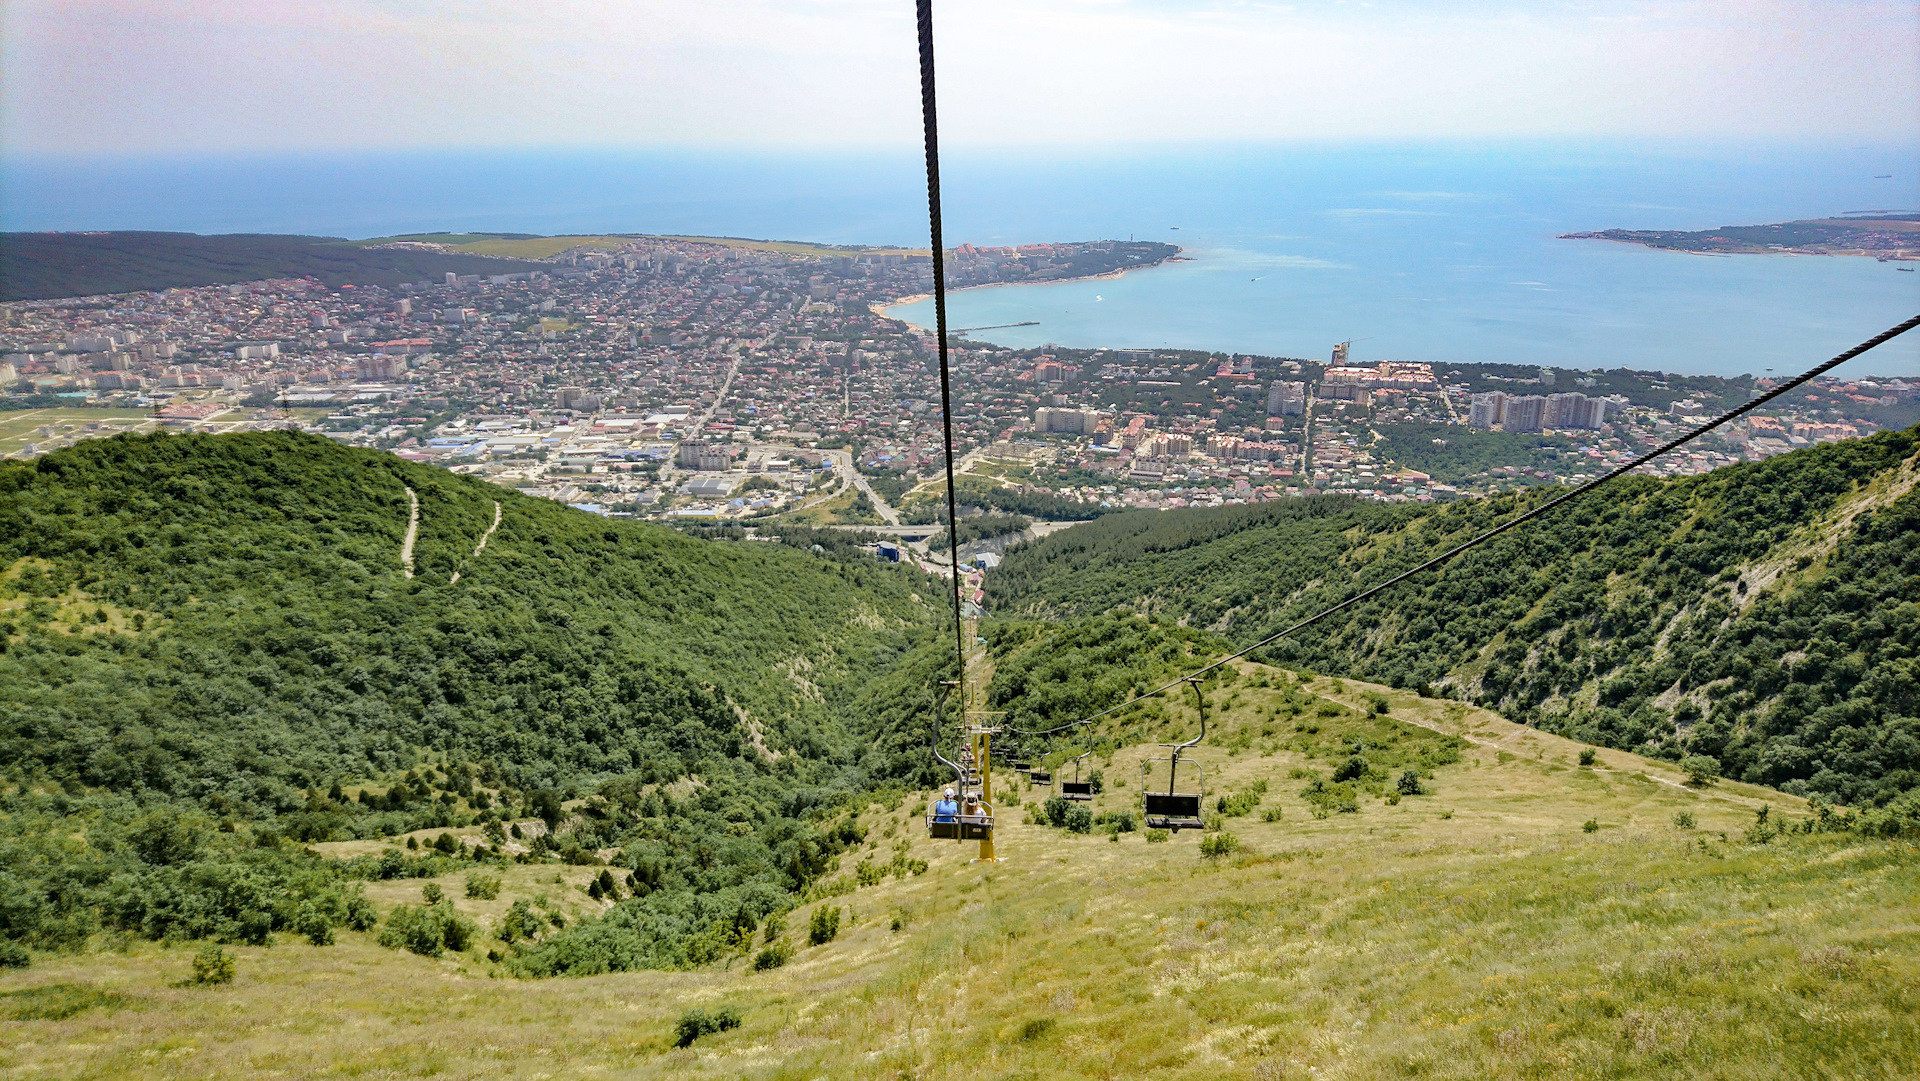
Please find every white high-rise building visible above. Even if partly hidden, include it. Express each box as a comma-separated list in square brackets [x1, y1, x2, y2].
[1267, 380, 1306, 416]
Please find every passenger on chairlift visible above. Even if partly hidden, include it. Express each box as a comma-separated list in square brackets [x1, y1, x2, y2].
[933, 788, 959, 823]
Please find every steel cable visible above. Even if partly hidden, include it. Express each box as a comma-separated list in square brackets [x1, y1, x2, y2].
[1010, 312, 1920, 737]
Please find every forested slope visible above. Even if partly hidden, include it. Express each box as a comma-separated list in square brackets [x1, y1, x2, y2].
[987, 428, 1920, 805]
[0, 432, 949, 956]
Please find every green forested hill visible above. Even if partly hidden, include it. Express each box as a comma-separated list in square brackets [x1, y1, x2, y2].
[987, 429, 1920, 805]
[0, 232, 552, 300]
[0, 432, 947, 957]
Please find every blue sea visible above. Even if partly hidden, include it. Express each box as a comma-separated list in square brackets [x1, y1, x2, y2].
[4, 141, 1916, 377]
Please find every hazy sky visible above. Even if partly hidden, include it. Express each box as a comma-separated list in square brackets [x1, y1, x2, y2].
[3, 0, 1916, 155]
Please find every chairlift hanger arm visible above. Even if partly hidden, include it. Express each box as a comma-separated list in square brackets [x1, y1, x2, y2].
[1006, 313, 1920, 742]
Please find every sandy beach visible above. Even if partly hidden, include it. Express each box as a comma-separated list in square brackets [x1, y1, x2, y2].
[873, 252, 1182, 332]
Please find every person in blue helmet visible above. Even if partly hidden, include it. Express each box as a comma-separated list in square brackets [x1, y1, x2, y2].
[932, 788, 959, 823]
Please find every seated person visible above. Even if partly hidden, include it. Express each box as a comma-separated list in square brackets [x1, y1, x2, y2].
[932, 788, 959, 823]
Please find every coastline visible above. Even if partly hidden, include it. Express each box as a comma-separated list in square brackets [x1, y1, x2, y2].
[873, 252, 1183, 332]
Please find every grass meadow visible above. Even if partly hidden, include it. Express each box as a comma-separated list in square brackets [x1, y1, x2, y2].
[2, 668, 1913, 1079]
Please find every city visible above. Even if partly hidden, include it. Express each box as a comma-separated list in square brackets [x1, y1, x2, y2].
[3, 234, 1915, 543]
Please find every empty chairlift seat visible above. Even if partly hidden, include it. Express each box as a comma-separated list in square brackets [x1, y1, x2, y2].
[1143, 792, 1205, 832]
[1059, 780, 1093, 802]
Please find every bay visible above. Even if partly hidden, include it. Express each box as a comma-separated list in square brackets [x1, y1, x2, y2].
[3, 140, 1915, 377]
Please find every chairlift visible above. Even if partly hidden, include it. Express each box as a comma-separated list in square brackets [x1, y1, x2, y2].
[926, 682, 994, 841]
[1059, 750, 1095, 802]
[1141, 678, 1208, 831]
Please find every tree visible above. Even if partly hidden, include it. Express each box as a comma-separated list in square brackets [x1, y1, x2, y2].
[1681, 755, 1720, 787]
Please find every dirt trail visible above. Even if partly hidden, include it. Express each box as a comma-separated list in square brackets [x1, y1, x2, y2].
[399, 487, 419, 579]
[449, 501, 501, 585]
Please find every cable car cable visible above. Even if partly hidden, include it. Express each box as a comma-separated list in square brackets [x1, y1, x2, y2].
[916, 0, 968, 692]
[1009, 311, 1920, 739]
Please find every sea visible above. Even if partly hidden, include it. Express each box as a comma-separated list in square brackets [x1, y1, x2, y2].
[4, 140, 1917, 378]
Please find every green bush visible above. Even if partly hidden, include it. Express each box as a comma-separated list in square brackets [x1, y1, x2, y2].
[1260, 806, 1283, 823]
[1681, 755, 1720, 786]
[1396, 770, 1423, 796]
[499, 899, 541, 943]
[1332, 756, 1370, 783]
[1217, 785, 1265, 817]
[1582, 819, 1600, 834]
[465, 873, 501, 900]
[377, 902, 476, 958]
[1088, 770, 1105, 794]
[808, 905, 841, 946]
[752, 940, 793, 971]
[1578, 747, 1598, 767]
[675, 1005, 742, 1047]
[1145, 829, 1171, 843]
[1199, 832, 1241, 860]
[191, 944, 235, 985]
[292, 902, 335, 946]
[1042, 796, 1071, 828]
[0, 941, 30, 969]
[421, 883, 445, 905]
[1063, 805, 1093, 834]
[762, 913, 787, 944]
[1672, 811, 1697, 829]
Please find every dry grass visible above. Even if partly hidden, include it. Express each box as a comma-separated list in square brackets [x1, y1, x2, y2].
[3, 668, 1914, 1079]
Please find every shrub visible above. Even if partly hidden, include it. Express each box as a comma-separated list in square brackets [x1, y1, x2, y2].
[1260, 806, 1283, 823]
[1578, 747, 1598, 767]
[1672, 811, 1697, 829]
[1745, 804, 1779, 845]
[465, 873, 501, 900]
[293, 902, 335, 946]
[378, 902, 476, 958]
[675, 1006, 742, 1047]
[1332, 756, 1369, 783]
[1396, 770, 1424, 796]
[1042, 796, 1071, 828]
[191, 944, 235, 985]
[1369, 695, 1390, 715]
[1218, 789, 1263, 817]
[1088, 770, 1105, 794]
[1145, 829, 1171, 843]
[1582, 819, 1600, 833]
[1199, 832, 1241, 860]
[762, 913, 787, 944]
[752, 940, 793, 971]
[499, 899, 541, 943]
[0, 941, 30, 969]
[1096, 811, 1135, 833]
[1063, 805, 1093, 834]
[808, 905, 841, 946]
[1681, 755, 1720, 786]
[422, 883, 445, 905]
[345, 896, 377, 931]
[1203, 812, 1225, 832]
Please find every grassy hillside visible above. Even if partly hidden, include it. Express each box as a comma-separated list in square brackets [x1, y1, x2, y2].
[0, 233, 551, 300]
[987, 429, 1920, 807]
[0, 432, 949, 956]
[3, 662, 1914, 1079]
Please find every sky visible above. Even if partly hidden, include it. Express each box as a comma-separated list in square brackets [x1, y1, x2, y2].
[2, 0, 1917, 156]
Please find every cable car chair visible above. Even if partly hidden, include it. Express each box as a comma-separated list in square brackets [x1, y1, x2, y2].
[1059, 750, 1095, 801]
[925, 685, 993, 841]
[1141, 679, 1208, 831]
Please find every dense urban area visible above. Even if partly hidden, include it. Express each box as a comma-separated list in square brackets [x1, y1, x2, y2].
[4, 233, 1915, 545]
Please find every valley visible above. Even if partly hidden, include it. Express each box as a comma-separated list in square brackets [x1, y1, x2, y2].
[1, 428, 1916, 1079]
